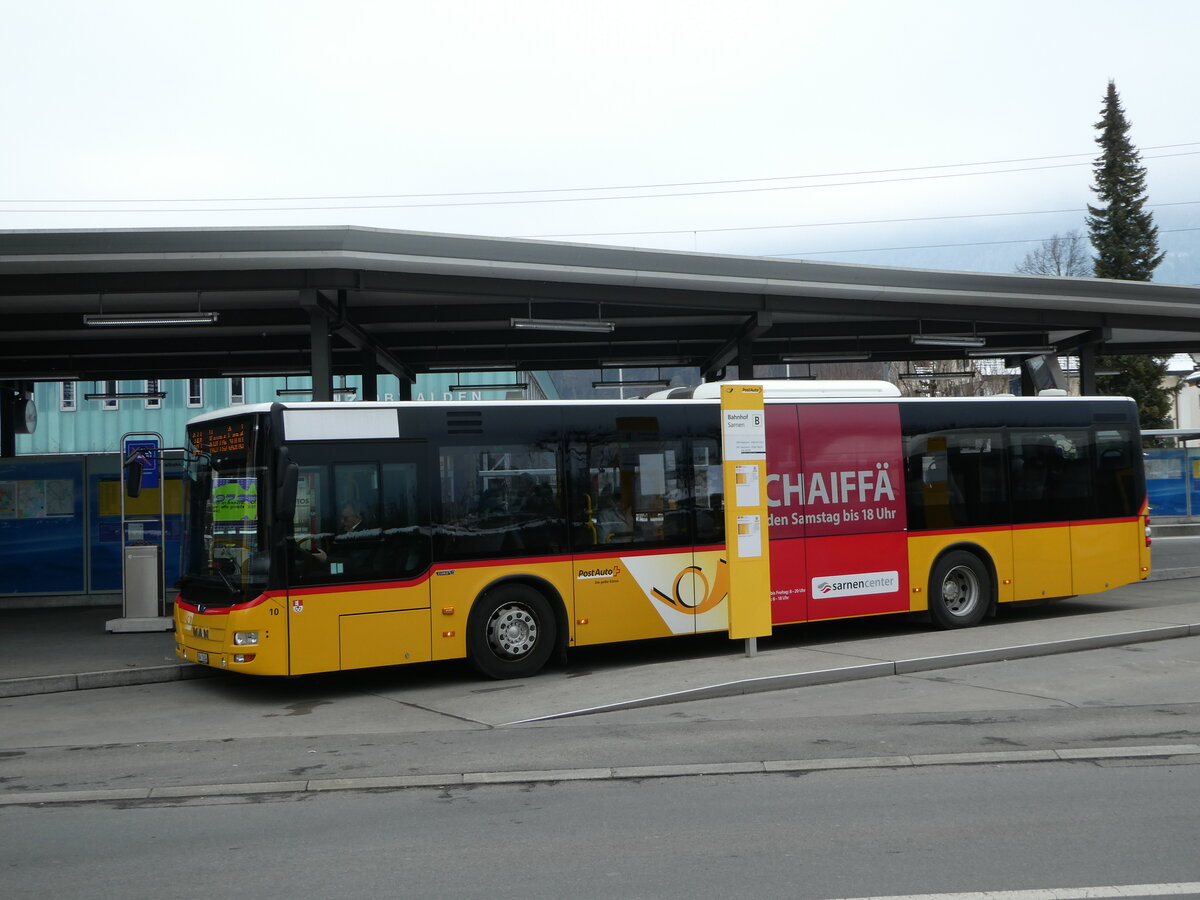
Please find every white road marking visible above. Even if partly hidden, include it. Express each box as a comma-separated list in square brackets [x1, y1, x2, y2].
[826, 884, 1200, 900]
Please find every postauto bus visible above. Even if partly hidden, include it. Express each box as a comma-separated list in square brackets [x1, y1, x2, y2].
[173, 381, 1149, 679]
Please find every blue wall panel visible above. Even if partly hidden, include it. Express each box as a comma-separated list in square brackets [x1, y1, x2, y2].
[0, 459, 86, 594]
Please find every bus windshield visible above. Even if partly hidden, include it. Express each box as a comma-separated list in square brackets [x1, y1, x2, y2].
[179, 414, 271, 607]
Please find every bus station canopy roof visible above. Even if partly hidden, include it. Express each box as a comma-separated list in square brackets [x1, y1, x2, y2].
[2, 225, 1200, 383]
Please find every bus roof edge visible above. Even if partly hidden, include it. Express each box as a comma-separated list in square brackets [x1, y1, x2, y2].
[676, 380, 903, 400]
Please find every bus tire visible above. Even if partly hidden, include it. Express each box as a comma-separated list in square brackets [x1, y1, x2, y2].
[467, 584, 556, 679]
[928, 551, 990, 629]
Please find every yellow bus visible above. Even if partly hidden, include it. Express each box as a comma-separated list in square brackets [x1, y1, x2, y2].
[173, 381, 1150, 679]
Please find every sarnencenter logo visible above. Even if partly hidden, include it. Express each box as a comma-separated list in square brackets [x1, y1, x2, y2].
[812, 570, 899, 599]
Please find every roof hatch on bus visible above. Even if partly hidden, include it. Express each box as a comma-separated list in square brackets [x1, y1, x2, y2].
[652, 380, 902, 400]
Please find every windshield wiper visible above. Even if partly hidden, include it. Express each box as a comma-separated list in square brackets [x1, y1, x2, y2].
[215, 567, 238, 594]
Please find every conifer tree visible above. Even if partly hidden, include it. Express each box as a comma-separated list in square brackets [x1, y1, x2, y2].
[1086, 80, 1173, 429]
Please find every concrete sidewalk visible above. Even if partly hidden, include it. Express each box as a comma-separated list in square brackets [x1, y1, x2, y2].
[1, 571, 1198, 709]
[0, 606, 209, 697]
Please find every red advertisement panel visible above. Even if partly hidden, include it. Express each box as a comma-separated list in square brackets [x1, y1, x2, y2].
[768, 536, 807, 624]
[765, 405, 804, 540]
[765, 402, 908, 625]
[806, 531, 910, 621]
[766, 406, 806, 622]
[795, 403, 905, 536]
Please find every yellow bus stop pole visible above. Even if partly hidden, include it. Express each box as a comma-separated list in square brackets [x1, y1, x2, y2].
[719, 384, 772, 655]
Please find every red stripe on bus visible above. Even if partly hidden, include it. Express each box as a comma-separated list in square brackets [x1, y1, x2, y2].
[907, 524, 1013, 538]
[911, 517, 1140, 538]
[286, 574, 433, 596]
[176, 593, 274, 615]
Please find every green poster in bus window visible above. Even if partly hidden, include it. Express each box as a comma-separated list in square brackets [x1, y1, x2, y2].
[213, 478, 258, 525]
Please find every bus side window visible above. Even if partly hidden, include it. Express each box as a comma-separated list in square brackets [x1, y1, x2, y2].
[1010, 430, 1093, 522]
[1094, 429, 1138, 518]
[906, 432, 1006, 529]
[286, 448, 431, 586]
[569, 440, 691, 549]
[434, 442, 564, 561]
[906, 435, 954, 529]
[565, 409, 695, 552]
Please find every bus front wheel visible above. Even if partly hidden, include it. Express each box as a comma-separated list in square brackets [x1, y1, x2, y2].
[467, 584, 556, 679]
[928, 551, 990, 629]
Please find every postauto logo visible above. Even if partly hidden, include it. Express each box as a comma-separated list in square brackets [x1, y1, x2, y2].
[812, 570, 899, 599]
[577, 564, 621, 580]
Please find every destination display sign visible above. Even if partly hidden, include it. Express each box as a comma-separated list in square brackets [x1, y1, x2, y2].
[190, 418, 252, 457]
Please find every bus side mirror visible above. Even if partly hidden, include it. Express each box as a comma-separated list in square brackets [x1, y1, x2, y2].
[276, 461, 299, 521]
[124, 456, 144, 498]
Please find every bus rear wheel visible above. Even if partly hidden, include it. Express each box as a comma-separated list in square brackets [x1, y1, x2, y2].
[468, 584, 556, 679]
[928, 551, 990, 629]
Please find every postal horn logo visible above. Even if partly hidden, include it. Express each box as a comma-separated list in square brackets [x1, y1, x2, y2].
[651, 559, 729, 616]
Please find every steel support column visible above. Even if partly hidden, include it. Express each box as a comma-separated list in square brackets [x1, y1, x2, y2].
[1078, 343, 1098, 395]
[306, 293, 333, 402]
[734, 334, 755, 380]
[360, 347, 378, 401]
[0, 383, 16, 458]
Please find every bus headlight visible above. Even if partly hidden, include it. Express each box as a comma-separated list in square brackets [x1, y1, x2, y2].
[233, 631, 259, 646]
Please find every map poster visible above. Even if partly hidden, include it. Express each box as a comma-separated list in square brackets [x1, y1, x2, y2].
[0, 479, 75, 518]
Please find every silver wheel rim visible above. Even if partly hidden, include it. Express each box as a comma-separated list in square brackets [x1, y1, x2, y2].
[940, 565, 981, 617]
[486, 603, 539, 659]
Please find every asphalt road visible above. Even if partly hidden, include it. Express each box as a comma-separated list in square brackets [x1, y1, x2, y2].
[5, 762, 1200, 900]
[3, 574, 1199, 899]
[1150, 534, 1200, 573]
[3, 631, 1199, 796]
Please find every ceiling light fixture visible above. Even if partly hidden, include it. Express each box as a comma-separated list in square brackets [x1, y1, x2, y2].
[965, 346, 1056, 358]
[592, 379, 670, 389]
[427, 363, 515, 372]
[83, 312, 219, 327]
[781, 351, 872, 362]
[909, 334, 987, 348]
[600, 357, 688, 367]
[899, 370, 976, 381]
[225, 368, 307, 377]
[449, 382, 528, 392]
[276, 387, 358, 398]
[83, 390, 168, 401]
[511, 317, 615, 334]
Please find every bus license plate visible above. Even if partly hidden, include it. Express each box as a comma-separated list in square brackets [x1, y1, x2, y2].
[197, 652, 209, 664]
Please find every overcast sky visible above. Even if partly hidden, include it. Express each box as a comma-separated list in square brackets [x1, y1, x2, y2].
[2, 1, 1197, 280]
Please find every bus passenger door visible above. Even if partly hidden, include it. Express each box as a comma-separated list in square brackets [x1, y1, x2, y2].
[567, 410, 704, 645]
[1072, 428, 1144, 593]
[1009, 431, 1076, 601]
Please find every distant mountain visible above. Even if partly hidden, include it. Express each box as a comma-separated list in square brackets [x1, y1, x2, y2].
[754, 204, 1199, 286]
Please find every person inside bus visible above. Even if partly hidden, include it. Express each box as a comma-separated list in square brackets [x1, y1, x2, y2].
[338, 502, 364, 534]
[311, 501, 366, 563]
[1014, 438, 1060, 505]
[597, 485, 633, 542]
